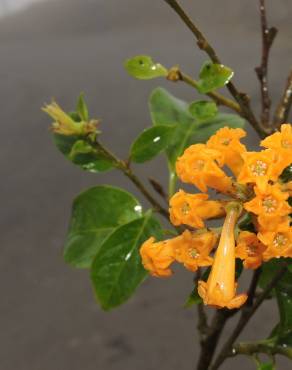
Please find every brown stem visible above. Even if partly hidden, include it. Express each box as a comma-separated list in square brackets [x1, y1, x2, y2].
[232, 341, 292, 360]
[93, 141, 170, 220]
[255, 0, 278, 129]
[210, 263, 288, 370]
[246, 267, 262, 307]
[273, 68, 292, 127]
[162, 0, 265, 137]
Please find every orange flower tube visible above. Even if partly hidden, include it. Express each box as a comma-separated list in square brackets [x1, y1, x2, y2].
[198, 203, 247, 309]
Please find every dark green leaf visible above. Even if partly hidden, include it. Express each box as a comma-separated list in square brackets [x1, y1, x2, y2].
[91, 212, 163, 310]
[130, 125, 175, 163]
[125, 55, 168, 80]
[64, 186, 143, 268]
[238, 212, 256, 232]
[197, 62, 234, 93]
[54, 134, 113, 172]
[191, 113, 245, 143]
[280, 164, 292, 183]
[76, 93, 89, 121]
[189, 100, 218, 121]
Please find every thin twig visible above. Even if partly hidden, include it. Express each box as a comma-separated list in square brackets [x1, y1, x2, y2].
[274, 67, 292, 127]
[92, 140, 170, 220]
[232, 340, 292, 360]
[246, 268, 262, 307]
[194, 270, 209, 341]
[210, 263, 288, 370]
[255, 0, 278, 129]
[163, 0, 265, 137]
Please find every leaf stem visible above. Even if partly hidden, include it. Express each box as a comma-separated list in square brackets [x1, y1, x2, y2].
[162, 0, 265, 137]
[210, 263, 288, 370]
[92, 140, 170, 220]
[179, 71, 241, 114]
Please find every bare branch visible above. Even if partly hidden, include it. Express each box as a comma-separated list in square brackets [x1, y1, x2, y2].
[274, 67, 292, 127]
[162, 0, 266, 137]
[255, 0, 278, 128]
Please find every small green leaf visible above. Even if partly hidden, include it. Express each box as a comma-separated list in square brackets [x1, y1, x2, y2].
[91, 212, 163, 310]
[64, 186, 143, 268]
[257, 363, 275, 370]
[238, 212, 256, 233]
[189, 100, 218, 121]
[191, 113, 245, 143]
[54, 134, 113, 172]
[130, 125, 175, 163]
[125, 55, 168, 80]
[184, 288, 202, 308]
[197, 62, 234, 93]
[76, 93, 89, 122]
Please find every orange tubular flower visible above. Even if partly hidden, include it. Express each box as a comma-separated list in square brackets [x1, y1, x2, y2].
[140, 237, 175, 277]
[258, 220, 292, 261]
[261, 124, 292, 151]
[198, 203, 247, 309]
[244, 184, 291, 230]
[169, 190, 225, 228]
[206, 127, 247, 176]
[235, 231, 266, 269]
[174, 230, 217, 272]
[176, 144, 233, 193]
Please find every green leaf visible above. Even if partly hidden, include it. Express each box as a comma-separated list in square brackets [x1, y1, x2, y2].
[197, 62, 234, 93]
[130, 125, 175, 163]
[280, 164, 292, 183]
[238, 212, 256, 233]
[184, 288, 202, 308]
[191, 113, 245, 143]
[149, 87, 196, 168]
[54, 134, 113, 172]
[76, 93, 89, 122]
[91, 212, 163, 310]
[257, 363, 275, 370]
[125, 55, 168, 80]
[189, 100, 218, 121]
[64, 186, 143, 268]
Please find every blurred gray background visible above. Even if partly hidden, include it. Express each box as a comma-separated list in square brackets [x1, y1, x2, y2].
[1, 0, 292, 369]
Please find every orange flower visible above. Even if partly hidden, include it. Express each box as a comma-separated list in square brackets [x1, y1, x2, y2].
[235, 231, 266, 269]
[198, 203, 247, 309]
[244, 184, 291, 230]
[258, 220, 292, 260]
[206, 127, 247, 176]
[237, 149, 285, 191]
[174, 230, 217, 272]
[261, 124, 292, 151]
[176, 144, 233, 193]
[140, 237, 175, 277]
[169, 190, 225, 228]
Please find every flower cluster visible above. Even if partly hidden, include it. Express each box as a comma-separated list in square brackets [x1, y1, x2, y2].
[140, 124, 292, 309]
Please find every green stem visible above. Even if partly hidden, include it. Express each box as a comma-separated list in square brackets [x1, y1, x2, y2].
[168, 170, 177, 198]
[233, 340, 292, 360]
[93, 140, 170, 220]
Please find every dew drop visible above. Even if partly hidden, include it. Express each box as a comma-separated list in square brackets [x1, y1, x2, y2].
[153, 136, 161, 143]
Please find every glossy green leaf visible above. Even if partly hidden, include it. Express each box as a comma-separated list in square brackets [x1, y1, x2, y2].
[197, 62, 234, 93]
[91, 212, 163, 310]
[125, 55, 168, 80]
[149, 87, 196, 168]
[189, 100, 218, 121]
[64, 186, 143, 268]
[54, 134, 113, 172]
[130, 125, 175, 163]
[76, 93, 89, 122]
[191, 113, 245, 143]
